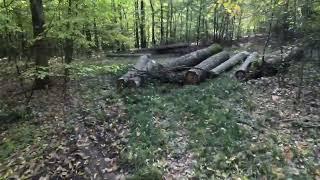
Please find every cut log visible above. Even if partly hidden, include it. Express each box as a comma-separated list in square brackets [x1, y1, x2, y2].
[235, 52, 259, 80]
[247, 47, 304, 79]
[117, 44, 223, 88]
[117, 55, 151, 88]
[210, 51, 249, 76]
[106, 53, 151, 57]
[265, 47, 304, 65]
[184, 51, 230, 84]
[162, 44, 223, 70]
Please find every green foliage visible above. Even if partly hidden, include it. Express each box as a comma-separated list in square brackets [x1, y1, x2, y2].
[120, 75, 317, 178]
[0, 122, 37, 162]
[68, 63, 129, 78]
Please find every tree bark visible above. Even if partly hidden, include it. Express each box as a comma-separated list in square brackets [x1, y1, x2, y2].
[134, 0, 140, 48]
[29, 0, 49, 89]
[162, 43, 223, 69]
[185, 51, 230, 84]
[117, 55, 151, 88]
[248, 47, 304, 79]
[235, 52, 259, 80]
[160, 0, 164, 44]
[64, 0, 73, 64]
[211, 51, 249, 76]
[118, 44, 223, 88]
[149, 0, 156, 46]
[140, 0, 147, 48]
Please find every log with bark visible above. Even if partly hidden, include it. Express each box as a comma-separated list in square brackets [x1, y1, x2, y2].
[247, 47, 304, 79]
[210, 51, 249, 76]
[184, 51, 230, 84]
[234, 52, 259, 80]
[106, 53, 151, 57]
[117, 44, 223, 88]
[162, 43, 223, 70]
[117, 55, 151, 88]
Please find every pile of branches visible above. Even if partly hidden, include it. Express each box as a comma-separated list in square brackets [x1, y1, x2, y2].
[117, 44, 304, 88]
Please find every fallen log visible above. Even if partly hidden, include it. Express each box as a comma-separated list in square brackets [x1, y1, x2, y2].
[247, 47, 304, 79]
[117, 44, 223, 88]
[106, 53, 151, 57]
[235, 52, 259, 80]
[210, 51, 249, 76]
[184, 51, 230, 84]
[162, 44, 223, 70]
[117, 55, 151, 88]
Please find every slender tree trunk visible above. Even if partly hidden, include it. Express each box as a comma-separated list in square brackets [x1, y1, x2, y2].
[166, 1, 170, 44]
[160, 0, 164, 44]
[134, 0, 140, 48]
[213, 6, 217, 40]
[140, 0, 147, 48]
[149, 0, 156, 46]
[169, 0, 173, 39]
[185, 3, 190, 42]
[262, 0, 276, 62]
[196, 0, 203, 45]
[237, 11, 242, 40]
[64, 0, 74, 64]
[29, 0, 49, 89]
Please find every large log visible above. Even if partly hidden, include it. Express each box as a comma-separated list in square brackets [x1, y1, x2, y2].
[117, 44, 223, 88]
[234, 52, 259, 80]
[247, 47, 304, 79]
[162, 44, 223, 70]
[210, 51, 249, 76]
[117, 55, 151, 88]
[184, 51, 230, 84]
[106, 53, 151, 57]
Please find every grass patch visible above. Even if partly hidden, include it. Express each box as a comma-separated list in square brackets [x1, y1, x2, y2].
[120, 75, 317, 178]
[0, 122, 38, 162]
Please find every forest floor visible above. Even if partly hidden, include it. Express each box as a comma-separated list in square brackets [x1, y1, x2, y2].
[0, 36, 320, 179]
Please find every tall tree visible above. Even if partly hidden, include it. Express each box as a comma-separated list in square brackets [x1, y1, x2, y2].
[149, 0, 156, 46]
[29, 0, 49, 89]
[140, 0, 147, 48]
[64, 0, 73, 64]
[160, 0, 164, 44]
[134, 0, 140, 48]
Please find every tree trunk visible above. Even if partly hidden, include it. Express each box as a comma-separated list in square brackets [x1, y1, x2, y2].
[117, 55, 151, 88]
[185, 51, 230, 84]
[140, 0, 147, 48]
[149, 0, 156, 46]
[248, 47, 304, 79]
[134, 0, 140, 48]
[118, 44, 222, 88]
[160, 0, 164, 44]
[235, 52, 259, 80]
[162, 44, 222, 69]
[185, 3, 190, 42]
[64, 0, 73, 64]
[211, 51, 249, 76]
[196, 0, 203, 45]
[29, 0, 49, 89]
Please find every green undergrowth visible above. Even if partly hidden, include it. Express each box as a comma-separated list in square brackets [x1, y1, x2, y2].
[0, 109, 38, 162]
[120, 75, 318, 179]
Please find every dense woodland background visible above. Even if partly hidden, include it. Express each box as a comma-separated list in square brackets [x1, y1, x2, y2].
[0, 0, 320, 179]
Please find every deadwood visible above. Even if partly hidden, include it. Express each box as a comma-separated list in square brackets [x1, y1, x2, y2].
[235, 52, 259, 80]
[117, 55, 151, 88]
[184, 51, 230, 84]
[210, 51, 249, 76]
[117, 44, 223, 88]
[248, 47, 304, 79]
[162, 44, 223, 69]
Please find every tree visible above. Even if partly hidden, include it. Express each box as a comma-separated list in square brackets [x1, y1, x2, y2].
[29, 0, 49, 89]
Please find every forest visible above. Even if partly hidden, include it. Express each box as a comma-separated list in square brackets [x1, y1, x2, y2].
[0, 0, 319, 179]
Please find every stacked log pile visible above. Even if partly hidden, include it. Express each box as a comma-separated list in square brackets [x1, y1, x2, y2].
[118, 44, 304, 88]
